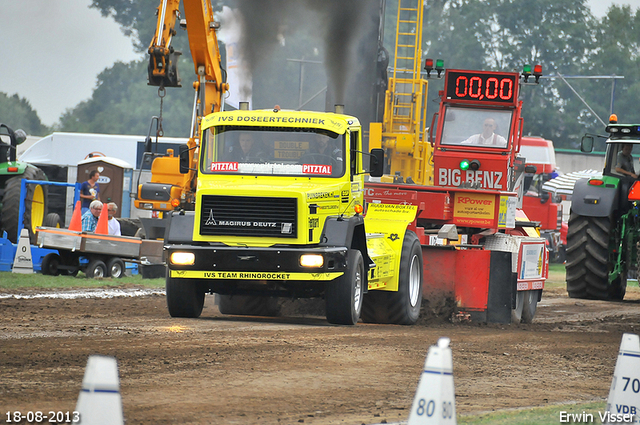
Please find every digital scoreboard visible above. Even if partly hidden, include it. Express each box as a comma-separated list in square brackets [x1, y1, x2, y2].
[445, 70, 520, 106]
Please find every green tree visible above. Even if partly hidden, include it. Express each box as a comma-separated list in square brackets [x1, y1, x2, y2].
[58, 61, 194, 137]
[0, 92, 51, 137]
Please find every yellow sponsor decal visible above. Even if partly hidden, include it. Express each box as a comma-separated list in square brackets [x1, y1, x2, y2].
[365, 203, 418, 219]
[171, 270, 343, 281]
[453, 193, 495, 219]
[275, 141, 309, 150]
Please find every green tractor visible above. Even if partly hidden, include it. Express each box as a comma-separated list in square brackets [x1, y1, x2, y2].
[566, 116, 640, 300]
[0, 123, 49, 243]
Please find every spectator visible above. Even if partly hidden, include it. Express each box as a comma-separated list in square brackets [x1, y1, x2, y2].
[107, 202, 121, 236]
[227, 132, 267, 163]
[81, 200, 103, 232]
[461, 118, 508, 147]
[301, 134, 343, 166]
[80, 170, 100, 214]
[615, 143, 638, 179]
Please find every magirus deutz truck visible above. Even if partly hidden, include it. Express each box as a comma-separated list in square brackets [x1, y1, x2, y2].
[164, 104, 427, 325]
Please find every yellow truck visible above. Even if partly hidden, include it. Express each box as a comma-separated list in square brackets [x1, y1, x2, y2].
[165, 105, 424, 325]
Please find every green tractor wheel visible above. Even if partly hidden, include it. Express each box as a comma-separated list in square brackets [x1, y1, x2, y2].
[1, 166, 48, 243]
[565, 212, 626, 300]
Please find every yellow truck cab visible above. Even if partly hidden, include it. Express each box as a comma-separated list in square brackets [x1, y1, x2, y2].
[164, 106, 423, 325]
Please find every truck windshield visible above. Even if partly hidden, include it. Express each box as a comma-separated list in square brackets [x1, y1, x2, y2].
[440, 106, 512, 148]
[606, 141, 640, 177]
[201, 126, 345, 177]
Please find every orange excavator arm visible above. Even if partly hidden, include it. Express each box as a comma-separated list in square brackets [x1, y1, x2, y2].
[136, 0, 228, 212]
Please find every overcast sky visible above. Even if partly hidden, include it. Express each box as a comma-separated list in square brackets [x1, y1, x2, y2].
[0, 0, 638, 131]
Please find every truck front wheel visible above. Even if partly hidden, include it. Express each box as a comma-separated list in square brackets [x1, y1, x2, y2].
[325, 249, 364, 325]
[361, 231, 423, 325]
[166, 275, 205, 318]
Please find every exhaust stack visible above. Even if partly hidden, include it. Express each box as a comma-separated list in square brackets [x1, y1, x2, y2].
[239, 102, 249, 110]
[334, 104, 344, 114]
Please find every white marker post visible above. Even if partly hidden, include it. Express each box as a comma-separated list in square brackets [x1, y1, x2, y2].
[12, 228, 33, 274]
[408, 337, 457, 425]
[603, 333, 640, 425]
[74, 355, 124, 425]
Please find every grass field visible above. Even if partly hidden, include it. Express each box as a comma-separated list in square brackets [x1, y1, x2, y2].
[458, 401, 607, 425]
[0, 271, 165, 289]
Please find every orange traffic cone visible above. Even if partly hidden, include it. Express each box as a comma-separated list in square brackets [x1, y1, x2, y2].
[68, 201, 82, 231]
[94, 204, 109, 235]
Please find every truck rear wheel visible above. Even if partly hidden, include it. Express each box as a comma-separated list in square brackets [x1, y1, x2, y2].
[361, 231, 423, 325]
[166, 274, 205, 318]
[216, 295, 280, 317]
[325, 249, 364, 325]
[566, 213, 622, 300]
[1, 166, 48, 243]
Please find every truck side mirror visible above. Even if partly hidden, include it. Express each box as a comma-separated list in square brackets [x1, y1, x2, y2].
[581, 135, 594, 153]
[179, 144, 190, 174]
[369, 148, 384, 177]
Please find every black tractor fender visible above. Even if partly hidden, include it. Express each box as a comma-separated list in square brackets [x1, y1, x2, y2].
[319, 215, 372, 284]
[571, 178, 619, 217]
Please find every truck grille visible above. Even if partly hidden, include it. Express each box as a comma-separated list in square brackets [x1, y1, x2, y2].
[200, 195, 297, 238]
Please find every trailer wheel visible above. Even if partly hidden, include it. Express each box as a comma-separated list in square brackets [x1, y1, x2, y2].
[85, 259, 107, 279]
[41, 253, 61, 276]
[216, 295, 280, 317]
[361, 231, 423, 325]
[166, 274, 205, 318]
[325, 249, 364, 325]
[521, 290, 541, 323]
[106, 258, 125, 278]
[566, 213, 619, 300]
[43, 212, 62, 228]
[1, 166, 48, 243]
[512, 290, 539, 324]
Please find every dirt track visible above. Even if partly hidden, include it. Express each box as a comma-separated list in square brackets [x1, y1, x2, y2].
[1, 285, 640, 425]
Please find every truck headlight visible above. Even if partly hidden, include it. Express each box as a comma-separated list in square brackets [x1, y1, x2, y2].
[170, 252, 195, 265]
[300, 254, 324, 268]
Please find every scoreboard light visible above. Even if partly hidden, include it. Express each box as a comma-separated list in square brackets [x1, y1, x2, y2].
[424, 58, 445, 78]
[444, 70, 519, 105]
[533, 64, 543, 83]
[435, 59, 445, 77]
[459, 159, 481, 171]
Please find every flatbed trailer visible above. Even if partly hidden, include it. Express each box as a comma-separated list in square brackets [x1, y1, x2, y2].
[36, 227, 163, 278]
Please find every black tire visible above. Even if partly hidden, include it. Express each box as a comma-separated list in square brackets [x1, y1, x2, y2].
[41, 253, 61, 276]
[512, 290, 540, 323]
[325, 249, 364, 325]
[217, 295, 280, 317]
[166, 274, 205, 318]
[85, 259, 107, 279]
[361, 231, 423, 325]
[566, 212, 621, 300]
[1, 166, 48, 243]
[511, 291, 525, 324]
[106, 257, 125, 278]
[521, 290, 540, 323]
[43, 212, 62, 228]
